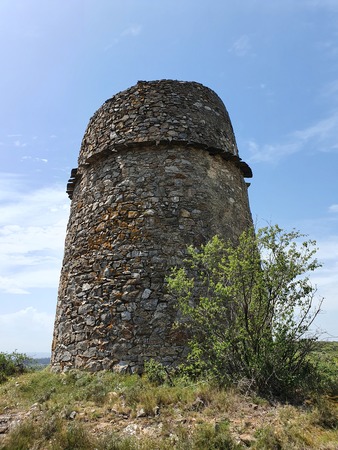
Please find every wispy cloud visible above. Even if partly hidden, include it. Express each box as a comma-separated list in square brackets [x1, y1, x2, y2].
[21, 156, 48, 163]
[0, 277, 29, 295]
[0, 307, 53, 328]
[0, 175, 69, 294]
[14, 139, 27, 148]
[329, 204, 338, 213]
[121, 25, 142, 37]
[0, 267, 62, 294]
[293, 112, 338, 144]
[104, 24, 142, 51]
[247, 140, 300, 163]
[312, 250, 338, 313]
[228, 35, 252, 57]
[0, 307, 54, 352]
[293, 217, 338, 327]
[248, 110, 338, 163]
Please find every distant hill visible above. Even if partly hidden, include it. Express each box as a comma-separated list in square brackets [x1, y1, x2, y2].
[33, 357, 50, 366]
[26, 357, 50, 369]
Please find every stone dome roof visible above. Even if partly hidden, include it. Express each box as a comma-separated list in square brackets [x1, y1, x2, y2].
[78, 80, 251, 176]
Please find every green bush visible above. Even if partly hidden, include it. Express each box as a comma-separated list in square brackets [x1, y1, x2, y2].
[168, 225, 324, 400]
[144, 359, 172, 385]
[0, 351, 32, 383]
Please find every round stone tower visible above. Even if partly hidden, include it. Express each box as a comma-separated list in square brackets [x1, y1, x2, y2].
[51, 80, 253, 372]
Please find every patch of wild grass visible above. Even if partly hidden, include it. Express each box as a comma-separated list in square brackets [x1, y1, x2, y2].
[0, 420, 40, 450]
[310, 396, 338, 430]
[119, 374, 211, 415]
[0, 414, 241, 450]
[0, 363, 337, 449]
[253, 402, 338, 450]
[0, 418, 96, 450]
[0, 370, 65, 411]
[0, 369, 139, 413]
[0, 415, 129, 450]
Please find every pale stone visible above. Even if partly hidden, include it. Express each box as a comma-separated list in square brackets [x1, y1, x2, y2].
[121, 311, 131, 321]
[141, 288, 151, 299]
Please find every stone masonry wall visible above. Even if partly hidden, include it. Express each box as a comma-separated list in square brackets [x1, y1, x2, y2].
[78, 80, 251, 177]
[51, 80, 253, 373]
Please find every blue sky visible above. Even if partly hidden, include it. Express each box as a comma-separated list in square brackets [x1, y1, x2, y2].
[0, 0, 337, 354]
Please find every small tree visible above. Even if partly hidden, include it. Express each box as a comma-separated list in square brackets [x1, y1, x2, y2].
[0, 351, 32, 383]
[167, 225, 323, 399]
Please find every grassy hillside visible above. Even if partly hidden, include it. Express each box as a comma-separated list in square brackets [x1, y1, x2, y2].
[0, 343, 337, 449]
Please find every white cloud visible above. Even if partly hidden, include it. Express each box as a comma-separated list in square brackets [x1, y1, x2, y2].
[0, 174, 69, 294]
[21, 156, 48, 163]
[0, 266, 62, 294]
[104, 24, 142, 51]
[293, 112, 338, 144]
[14, 139, 27, 148]
[312, 260, 338, 313]
[316, 235, 338, 261]
[0, 277, 29, 294]
[298, 232, 338, 336]
[248, 110, 338, 163]
[0, 173, 26, 201]
[329, 204, 338, 213]
[0, 307, 54, 353]
[228, 35, 252, 57]
[0, 182, 68, 225]
[121, 25, 142, 37]
[247, 140, 300, 163]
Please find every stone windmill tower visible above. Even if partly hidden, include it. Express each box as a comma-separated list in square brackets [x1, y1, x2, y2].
[51, 80, 253, 372]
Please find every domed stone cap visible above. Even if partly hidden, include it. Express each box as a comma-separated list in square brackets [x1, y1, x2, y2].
[78, 80, 252, 177]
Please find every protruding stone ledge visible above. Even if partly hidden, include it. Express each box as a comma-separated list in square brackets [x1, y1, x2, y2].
[66, 168, 81, 199]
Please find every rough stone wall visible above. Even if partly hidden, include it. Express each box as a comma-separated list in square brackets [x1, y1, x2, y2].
[51, 80, 253, 373]
[79, 79, 239, 163]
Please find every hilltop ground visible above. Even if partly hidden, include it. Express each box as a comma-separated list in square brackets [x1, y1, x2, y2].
[0, 343, 337, 449]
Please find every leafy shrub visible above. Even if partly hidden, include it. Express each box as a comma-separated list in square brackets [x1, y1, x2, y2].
[310, 342, 338, 396]
[144, 359, 172, 385]
[0, 352, 32, 383]
[168, 225, 324, 400]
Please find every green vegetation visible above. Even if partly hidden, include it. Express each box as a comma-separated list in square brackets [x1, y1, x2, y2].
[0, 225, 337, 448]
[0, 352, 33, 384]
[0, 359, 337, 449]
[168, 225, 327, 400]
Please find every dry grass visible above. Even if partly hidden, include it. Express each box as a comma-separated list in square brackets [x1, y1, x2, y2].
[0, 366, 337, 449]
